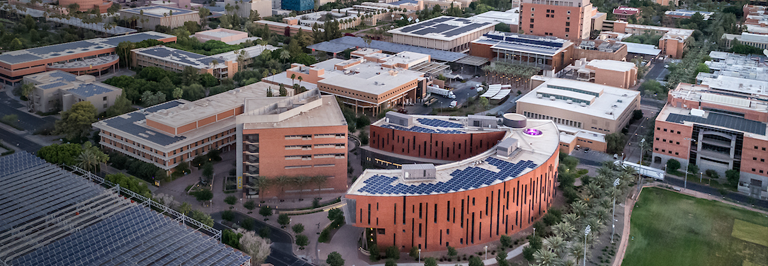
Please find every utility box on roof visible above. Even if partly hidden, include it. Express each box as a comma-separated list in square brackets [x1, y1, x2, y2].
[386, 112, 413, 127]
[402, 164, 437, 181]
[496, 138, 519, 157]
[468, 115, 501, 128]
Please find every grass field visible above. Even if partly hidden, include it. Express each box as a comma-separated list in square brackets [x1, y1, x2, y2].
[623, 187, 768, 266]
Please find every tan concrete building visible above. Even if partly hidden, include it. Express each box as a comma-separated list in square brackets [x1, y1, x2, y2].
[469, 32, 575, 73]
[225, 0, 272, 19]
[561, 58, 638, 89]
[132, 45, 277, 79]
[119, 6, 199, 30]
[388, 16, 496, 52]
[574, 40, 628, 61]
[265, 50, 431, 113]
[517, 77, 641, 152]
[24, 71, 122, 114]
[194, 29, 249, 43]
[603, 21, 693, 59]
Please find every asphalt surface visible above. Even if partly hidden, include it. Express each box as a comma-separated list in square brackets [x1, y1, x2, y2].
[663, 175, 768, 209]
[0, 127, 42, 152]
[0, 92, 56, 131]
[644, 61, 669, 82]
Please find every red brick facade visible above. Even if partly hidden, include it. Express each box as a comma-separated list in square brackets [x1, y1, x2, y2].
[369, 125, 507, 161]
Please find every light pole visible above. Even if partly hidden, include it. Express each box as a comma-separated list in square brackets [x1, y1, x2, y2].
[638, 138, 645, 165]
[418, 249, 421, 263]
[700, 171, 703, 183]
[484, 246, 488, 260]
[583, 225, 591, 266]
[611, 178, 620, 243]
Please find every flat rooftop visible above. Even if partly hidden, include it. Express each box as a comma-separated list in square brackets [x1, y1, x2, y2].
[618, 41, 661, 56]
[27, 70, 120, 97]
[722, 33, 768, 44]
[469, 9, 519, 25]
[0, 152, 250, 266]
[308, 36, 467, 62]
[473, 31, 571, 57]
[388, 16, 496, 41]
[0, 32, 174, 65]
[587, 60, 636, 72]
[696, 73, 768, 97]
[665, 9, 714, 19]
[518, 77, 640, 120]
[348, 119, 559, 196]
[670, 83, 768, 113]
[121, 6, 195, 17]
[195, 28, 246, 39]
[372, 114, 505, 134]
[240, 90, 347, 130]
[134, 44, 277, 69]
[658, 105, 768, 138]
[298, 58, 424, 96]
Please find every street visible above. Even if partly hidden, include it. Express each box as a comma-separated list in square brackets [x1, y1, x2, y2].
[0, 127, 42, 152]
[0, 91, 56, 132]
[213, 212, 312, 266]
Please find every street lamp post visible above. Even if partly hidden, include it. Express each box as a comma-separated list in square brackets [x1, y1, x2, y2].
[484, 246, 488, 260]
[583, 225, 591, 266]
[611, 178, 620, 243]
[638, 138, 645, 165]
[418, 249, 421, 263]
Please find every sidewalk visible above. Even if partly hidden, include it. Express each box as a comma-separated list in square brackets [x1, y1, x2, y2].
[367, 243, 529, 266]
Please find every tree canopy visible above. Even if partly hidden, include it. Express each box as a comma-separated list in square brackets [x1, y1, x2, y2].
[54, 101, 97, 141]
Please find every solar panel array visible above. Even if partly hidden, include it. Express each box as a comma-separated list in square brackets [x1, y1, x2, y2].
[101, 100, 187, 146]
[356, 157, 538, 195]
[0, 152, 250, 266]
[381, 124, 464, 134]
[416, 118, 463, 128]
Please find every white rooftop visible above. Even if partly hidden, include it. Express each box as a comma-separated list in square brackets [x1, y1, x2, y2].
[518, 77, 640, 121]
[469, 9, 519, 25]
[388, 16, 496, 42]
[587, 60, 636, 72]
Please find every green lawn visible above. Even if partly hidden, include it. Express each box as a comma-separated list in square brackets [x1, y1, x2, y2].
[623, 187, 768, 266]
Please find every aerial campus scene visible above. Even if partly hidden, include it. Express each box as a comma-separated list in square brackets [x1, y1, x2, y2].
[1, 0, 768, 265]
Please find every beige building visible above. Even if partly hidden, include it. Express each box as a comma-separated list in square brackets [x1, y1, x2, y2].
[561, 58, 638, 89]
[388, 16, 496, 52]
[264, 50, 431, 114]
[119, 6, 200, 30]
[132, 45, 277, 79]
[517, 77, 641, 152]
[24, 71, 122, 114]
[225, 0, 272, 19]
[194, 29, 249, 43]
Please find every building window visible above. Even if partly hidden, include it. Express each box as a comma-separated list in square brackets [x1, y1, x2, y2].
[530, 18, 534, 23]
[103, 96, 107, 101]
[565, 28, 569, 32]
[530, 24, 534, 28]
[565, 22, 570, 26]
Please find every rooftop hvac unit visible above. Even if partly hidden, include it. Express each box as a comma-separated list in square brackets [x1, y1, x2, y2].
[580, 102, 587, 107]
[537, 94, 543, 98]
[567, 100, 573, 104]
[550, 96, 556, 101]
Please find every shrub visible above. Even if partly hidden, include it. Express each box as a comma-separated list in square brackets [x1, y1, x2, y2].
[241, 218, 254, 230]
[409, 246, 419, 260]
[386, 245, 400, 260]
[222, 210, 234, 221]
[705, 169, 720, 179]
[259, 226, 271, 238]
[499, 235, 512, 248]
[385, 258, 397, 266]
[224, 195, 237, 206]
[369, 244, 380, 261]
[666, 159, 681, 173]
[318, 227, 331, 243]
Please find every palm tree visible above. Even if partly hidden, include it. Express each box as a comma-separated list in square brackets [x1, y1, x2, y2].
[311, 176, 327, 199]
[570, 242, 586, 265]
[275, 176, 290, 198]
[290, 73, 296, 85]
[563, 213, 579, 227]
[210, 59, 219, 76]
[297, 76, 303, 85]
[258, 176, 271, 194]
[551, 221, 575, 240]
[571, 201, 588, 217]
[279, 50, 290, 64]
[543, 236, 567, 258]
[533, 249, 561, 266]
[76, 142, 108, 174]
[293, 176, 311, 198]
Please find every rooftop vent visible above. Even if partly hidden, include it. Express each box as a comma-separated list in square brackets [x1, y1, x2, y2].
[550, 96, 556, 101]
[537, 94, 543, 98]
[567, 100, 573, 104]
[580, 102, 587, 107]
[496, 138, 519, 157]
[402, 164, 436, 181]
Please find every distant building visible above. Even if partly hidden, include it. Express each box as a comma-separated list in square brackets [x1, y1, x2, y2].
[469, 32, 574, 73]
[255, 20, 319, 37]
[24, 71, 122, 114]
[517, 77, 641, 153]
[119, 6, 199, 29]
[612, 6, 640, 21]
[194, 28, 249, 43]
[281, 0, 313, 12]
[224, 0, 272, 19]
[131, 44, 278, 79]
[518, 0, 606, 41]
[388, 16, 496, 52]
[663, 9, 713, 27]
[469, 9, 520, 33]
[574, 39, 628, 61]
[59, 0, 112, 13]
[561, 58, 638, 89]
[654, 83, 768, 198]
[743, 5, 768, 35]
[722, 33, 768, 49]
[601, 21, 693, 59]
[0, 32, 176, 86]
[264, 50, 431, 113]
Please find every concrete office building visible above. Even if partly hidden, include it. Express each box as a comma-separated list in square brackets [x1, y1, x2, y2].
[131, 44, 277, 79]
[119, 6, 199, 29]
[601, 21, 693, 59]
[722, 33, 768, 49]
[265, 50, 431, 114]
[560, 58, 638, 89]
[573, 39, 628, 61]
[663, 9, 713, 27]
[517, 77, 641, 152]
[194, 28, 249, 43]
[469, 32, 575, 73]
[0, 32, 176, 86]
[653, 83, 768, 198]
[612, 6, 640, 21]
[236, 89, 348, 198]
[225, 0, 272, 19]
[24, 71, 122, 114]
[388, 16, 496, 52]
[698, 52, 768, 90]
[518, 0, 606, 41]
[346, 113, 560, 252]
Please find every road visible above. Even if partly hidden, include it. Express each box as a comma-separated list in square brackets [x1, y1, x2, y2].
[663, 175, 768, 209]
[644, 60, 669, 82]
[213, 212, 312, 266]
[0, 92, 56, 132]
[0, 127, 42, 152]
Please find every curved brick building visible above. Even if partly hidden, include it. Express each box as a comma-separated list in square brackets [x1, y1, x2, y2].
[346, 113, 560, 252]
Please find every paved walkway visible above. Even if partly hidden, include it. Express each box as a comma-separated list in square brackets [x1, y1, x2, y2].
[367, 243, 529, 266]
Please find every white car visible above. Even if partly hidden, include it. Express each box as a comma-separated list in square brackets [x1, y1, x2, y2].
[449, 101, 458, 108]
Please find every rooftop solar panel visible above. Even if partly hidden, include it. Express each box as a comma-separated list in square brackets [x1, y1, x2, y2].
[666, 113, 767, 135]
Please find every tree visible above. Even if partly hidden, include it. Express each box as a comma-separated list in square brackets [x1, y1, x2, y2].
[76, 142, 108, 174]
[726, 169, 740, 187]
[9, 38, 23, 50]
[224, 195, 238, 206]
[386, 245, 400, 260]
[292, 223, 305, 234]
[279, 50, 290, 64]
[259, 205, 272, 220]
[192, 155, 207, 168]
[189, 209, 214, 226]
[326, 251, 345, 266]
[295, 234, 309, 249]
[369, 244, 380, 261]
[238, 228, 271, 265]
[222, 210, 235, 221]
[20, 83, 34, 109]
[424, 257, 437, 266]
[468, 256, 483, 266]
[385, 259, 397, 266]
[279, 84, 287, 96]
[105, 91, 133, 117]
[496, 249, 509, 266]
[277, 213, 290, 228]
[194, 189, 213, 202]
[37, 143, 83, 165]
[178, 202, 192, 215]
[202, 162, 214, 181]
[500, 235, 513, 248]
[172, 87, 184, 99]
[259, 226, 271, 238]
[447, 245, 457, 259]
[54, 101, 97, 141]
[687, 164, 699, 175]
[327, 208, 344, 227]
[666, 159, 681, 173]
[409, 246, 419, 260]
[244, 200, 256, 213]
[605, 132, 626, 154]
[222, 229, 243, 249]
